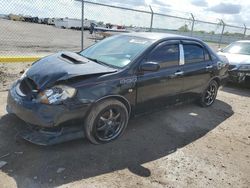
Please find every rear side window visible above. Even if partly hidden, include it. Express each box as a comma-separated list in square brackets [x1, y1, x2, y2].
[204, 49, 211, 61]
[147, 44, 179, 68]
[183, 44, 205, 64]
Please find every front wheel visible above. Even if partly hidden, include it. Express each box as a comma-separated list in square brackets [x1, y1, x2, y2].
[84, 99, 129, 144]
[199, 80, 218, 107]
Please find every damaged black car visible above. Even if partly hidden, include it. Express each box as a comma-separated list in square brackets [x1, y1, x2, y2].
[7, 32, 229, 145]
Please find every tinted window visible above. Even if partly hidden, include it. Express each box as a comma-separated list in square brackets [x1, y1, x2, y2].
[148, 44, 179, 68]
[183, 44, 204, 64]
[204, 49, 211, 61]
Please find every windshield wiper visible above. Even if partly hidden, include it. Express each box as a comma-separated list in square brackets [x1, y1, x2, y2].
[82, 55, 119, 69]
[82, 56, 107, 66]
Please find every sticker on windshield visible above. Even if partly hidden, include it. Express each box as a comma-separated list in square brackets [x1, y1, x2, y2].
[129, 39, 148, 44]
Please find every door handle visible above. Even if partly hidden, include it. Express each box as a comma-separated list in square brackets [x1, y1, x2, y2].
[206, 65, 213, 69]
[174, 71, 184, 76]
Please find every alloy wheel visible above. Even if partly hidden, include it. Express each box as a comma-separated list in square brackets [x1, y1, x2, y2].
[94, 107, 124, 142]
[204, 84, 217, 105]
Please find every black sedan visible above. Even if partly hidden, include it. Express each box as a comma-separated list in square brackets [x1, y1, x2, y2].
[7, 32, 229, 145]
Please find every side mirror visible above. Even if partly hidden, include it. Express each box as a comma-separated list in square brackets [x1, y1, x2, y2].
[140, 62, 160, 72]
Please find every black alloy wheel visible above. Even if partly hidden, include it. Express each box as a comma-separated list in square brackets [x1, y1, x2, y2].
[200, 80, 218, 107]
[95, 108, 124, 142]
[84, 99, 129, 144]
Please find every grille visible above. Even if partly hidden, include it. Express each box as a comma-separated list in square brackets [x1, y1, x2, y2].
[19, 77, 38, 95]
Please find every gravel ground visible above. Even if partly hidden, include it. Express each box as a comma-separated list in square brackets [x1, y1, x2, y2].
[0, 62, 249, 188]
[0, 18, 224, 57]
[0, 19, 95, 56]
[0, 63, 30, 91]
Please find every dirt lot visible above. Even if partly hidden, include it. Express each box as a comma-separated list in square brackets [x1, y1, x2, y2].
[0, 19, 95, 56]
[0, 19, 225, 57]
[0, 62, 249, 188]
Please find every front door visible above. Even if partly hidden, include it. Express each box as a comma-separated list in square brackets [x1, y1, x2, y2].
[136, 41, 184, 114]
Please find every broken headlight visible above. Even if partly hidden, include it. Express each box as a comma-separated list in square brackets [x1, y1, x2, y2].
[20, 68, 30, 79]
[36, 85, 76, 104]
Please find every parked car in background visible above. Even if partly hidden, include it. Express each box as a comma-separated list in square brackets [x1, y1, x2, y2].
[218, 40, 250, 84]
[7, 33, 229, 145]
[8, 14, 24, 21]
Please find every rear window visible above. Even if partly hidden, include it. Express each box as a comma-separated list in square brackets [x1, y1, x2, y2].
[183, 44, 205, 64]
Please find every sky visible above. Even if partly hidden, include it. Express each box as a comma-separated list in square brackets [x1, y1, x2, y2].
[1, 0, 249, 33]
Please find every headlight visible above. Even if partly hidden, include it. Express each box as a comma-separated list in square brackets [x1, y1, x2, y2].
[238, 64, 250, 71]
[36, 85, 76, 104]
[20, 68, 30, 79]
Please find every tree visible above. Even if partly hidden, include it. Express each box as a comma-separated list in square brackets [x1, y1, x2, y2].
[178, 24, 189, 32]
[97, 21, 104, 26]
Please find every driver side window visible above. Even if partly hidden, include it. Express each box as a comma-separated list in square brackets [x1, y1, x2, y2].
[147, 44, 179, 69]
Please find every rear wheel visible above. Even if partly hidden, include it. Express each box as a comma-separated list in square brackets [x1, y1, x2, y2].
[84, 99, 129, 144]
[199, 80, 218, 107]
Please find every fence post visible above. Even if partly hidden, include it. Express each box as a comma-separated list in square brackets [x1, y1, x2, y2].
[219, 19, 225, 48]
[243, 24, 247, 39]
[149, 5, 154, 32]
[81, 0, 85, 51]
[190, 13, 195, 36]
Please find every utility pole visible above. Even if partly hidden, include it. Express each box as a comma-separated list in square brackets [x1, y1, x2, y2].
[149, 5, 154, 32]
[190, 13, 195, 37]
[219, 19, 225, 48]
[81, 0, 84, 50]
[243, 24, 247, 39]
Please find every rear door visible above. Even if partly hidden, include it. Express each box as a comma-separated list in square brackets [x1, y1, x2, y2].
[136, 40, 184, 113]
[181, 41, 214, 94]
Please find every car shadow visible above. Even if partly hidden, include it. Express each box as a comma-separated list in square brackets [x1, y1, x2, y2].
[221, 84, 250, 97]
[0, 100, 233, 187]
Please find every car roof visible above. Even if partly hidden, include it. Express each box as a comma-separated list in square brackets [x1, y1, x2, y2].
[121, 32, 200, 41]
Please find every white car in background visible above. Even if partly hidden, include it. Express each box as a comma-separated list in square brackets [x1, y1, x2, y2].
[218, 40, 250, 84]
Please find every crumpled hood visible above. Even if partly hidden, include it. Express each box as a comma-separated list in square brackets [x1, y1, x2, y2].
[218, 52, 250, 65]
[26, 52, 117, 89]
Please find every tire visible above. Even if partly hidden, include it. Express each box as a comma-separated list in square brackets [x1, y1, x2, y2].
[84, 99, 129, 144]
[199, 80, 218, 107]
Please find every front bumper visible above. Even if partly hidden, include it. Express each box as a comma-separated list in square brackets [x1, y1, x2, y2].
[228, 70, 250, 83]
[7, 82, 91, 128]
[18, 123, 85, 145]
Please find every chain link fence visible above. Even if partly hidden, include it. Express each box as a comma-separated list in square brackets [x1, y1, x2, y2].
[0, 0, 250, 56]
[0, 0, 85, 56]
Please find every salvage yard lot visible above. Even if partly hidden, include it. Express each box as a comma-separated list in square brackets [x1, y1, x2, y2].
[0, 62, 249, 188]
[0, 19, 94, 56]
[0, 18, 223, 57]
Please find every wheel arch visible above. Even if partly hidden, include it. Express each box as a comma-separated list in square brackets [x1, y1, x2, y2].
[211, 76, 221, 86]
[94, 95, 131, 116]
[201, 76, 220, 95]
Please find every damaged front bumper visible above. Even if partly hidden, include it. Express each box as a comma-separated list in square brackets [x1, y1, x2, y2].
[7, 82, 91, 145]
[18, 123, 85, 145]
[228, 70, 250, 83]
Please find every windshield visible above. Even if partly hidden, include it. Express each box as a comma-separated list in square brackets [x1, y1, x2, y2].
[223, 42, 250, 55]
[80, 35, 154, 68]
